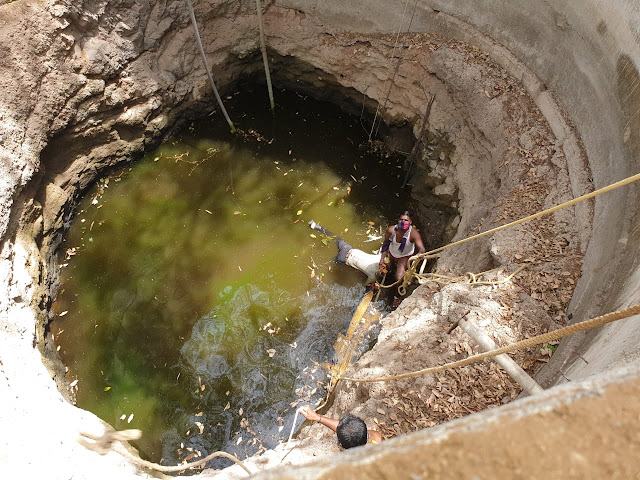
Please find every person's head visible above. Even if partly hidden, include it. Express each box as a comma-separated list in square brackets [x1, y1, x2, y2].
[336, 414, 368, 449]
[397, 211, 412, 231]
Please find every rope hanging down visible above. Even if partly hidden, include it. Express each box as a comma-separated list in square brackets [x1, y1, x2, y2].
[79, 426, 251, 475]
[372, 0, 420, 140]
[341, 303, 640, 383]
[379, 172, 640, 296]
[187, 0, 236, 133]
[368, 0, 413, 141]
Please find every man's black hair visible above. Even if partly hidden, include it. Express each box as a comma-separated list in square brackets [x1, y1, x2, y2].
[400, 210, 411, 218]
[336, 415, 368, 449]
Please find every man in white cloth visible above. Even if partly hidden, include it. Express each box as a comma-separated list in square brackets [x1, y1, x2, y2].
[308, 220, 382, 285]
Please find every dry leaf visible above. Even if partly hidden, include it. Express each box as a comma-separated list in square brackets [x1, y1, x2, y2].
[195, 421, 204, 434]
[267, 349, 276, 358]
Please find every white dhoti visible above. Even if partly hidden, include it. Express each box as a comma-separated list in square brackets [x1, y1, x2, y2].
[346, 249, 382, 284]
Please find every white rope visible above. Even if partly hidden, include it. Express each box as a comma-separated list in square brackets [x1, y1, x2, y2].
[288, 408, 302, 443]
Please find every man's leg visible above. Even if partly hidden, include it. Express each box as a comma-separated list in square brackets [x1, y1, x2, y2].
[309, 220, 334, 237]
[392, 256, 410, 307]
[394, 256, 409, 282]
[309, 220, 352, 264]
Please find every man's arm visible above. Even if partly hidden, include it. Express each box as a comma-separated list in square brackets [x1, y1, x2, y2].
[300, 405, 339, 432]
[379, 226, 394, 266]
[300, 406, 383, 445]
[411, 227, 426, 254]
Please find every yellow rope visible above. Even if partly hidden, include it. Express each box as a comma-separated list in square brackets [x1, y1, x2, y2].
[79, 426, 251, 475]
[379, 172, 640, 295]
[341, 303, 640, 383]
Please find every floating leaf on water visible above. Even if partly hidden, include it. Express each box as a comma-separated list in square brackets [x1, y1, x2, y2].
[347, 186, 352, 194]
[309, 233, 317, 238]
[104, 386, 111, 391]
[321, 239, 328, 246]
[327, 201, 333, 206]
[204, 210, 213, 215]
[296, 210, 303, 216]
[333, 186, 339, 190]
[128, 414, 134, 423]
[234, 211, 241, 215]
[120, 414, 126, 420]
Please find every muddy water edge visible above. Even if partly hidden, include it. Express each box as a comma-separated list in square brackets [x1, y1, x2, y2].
[50, 88, 419, 467]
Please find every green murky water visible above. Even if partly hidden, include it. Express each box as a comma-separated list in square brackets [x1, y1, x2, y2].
[52, 89, 406, 467]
